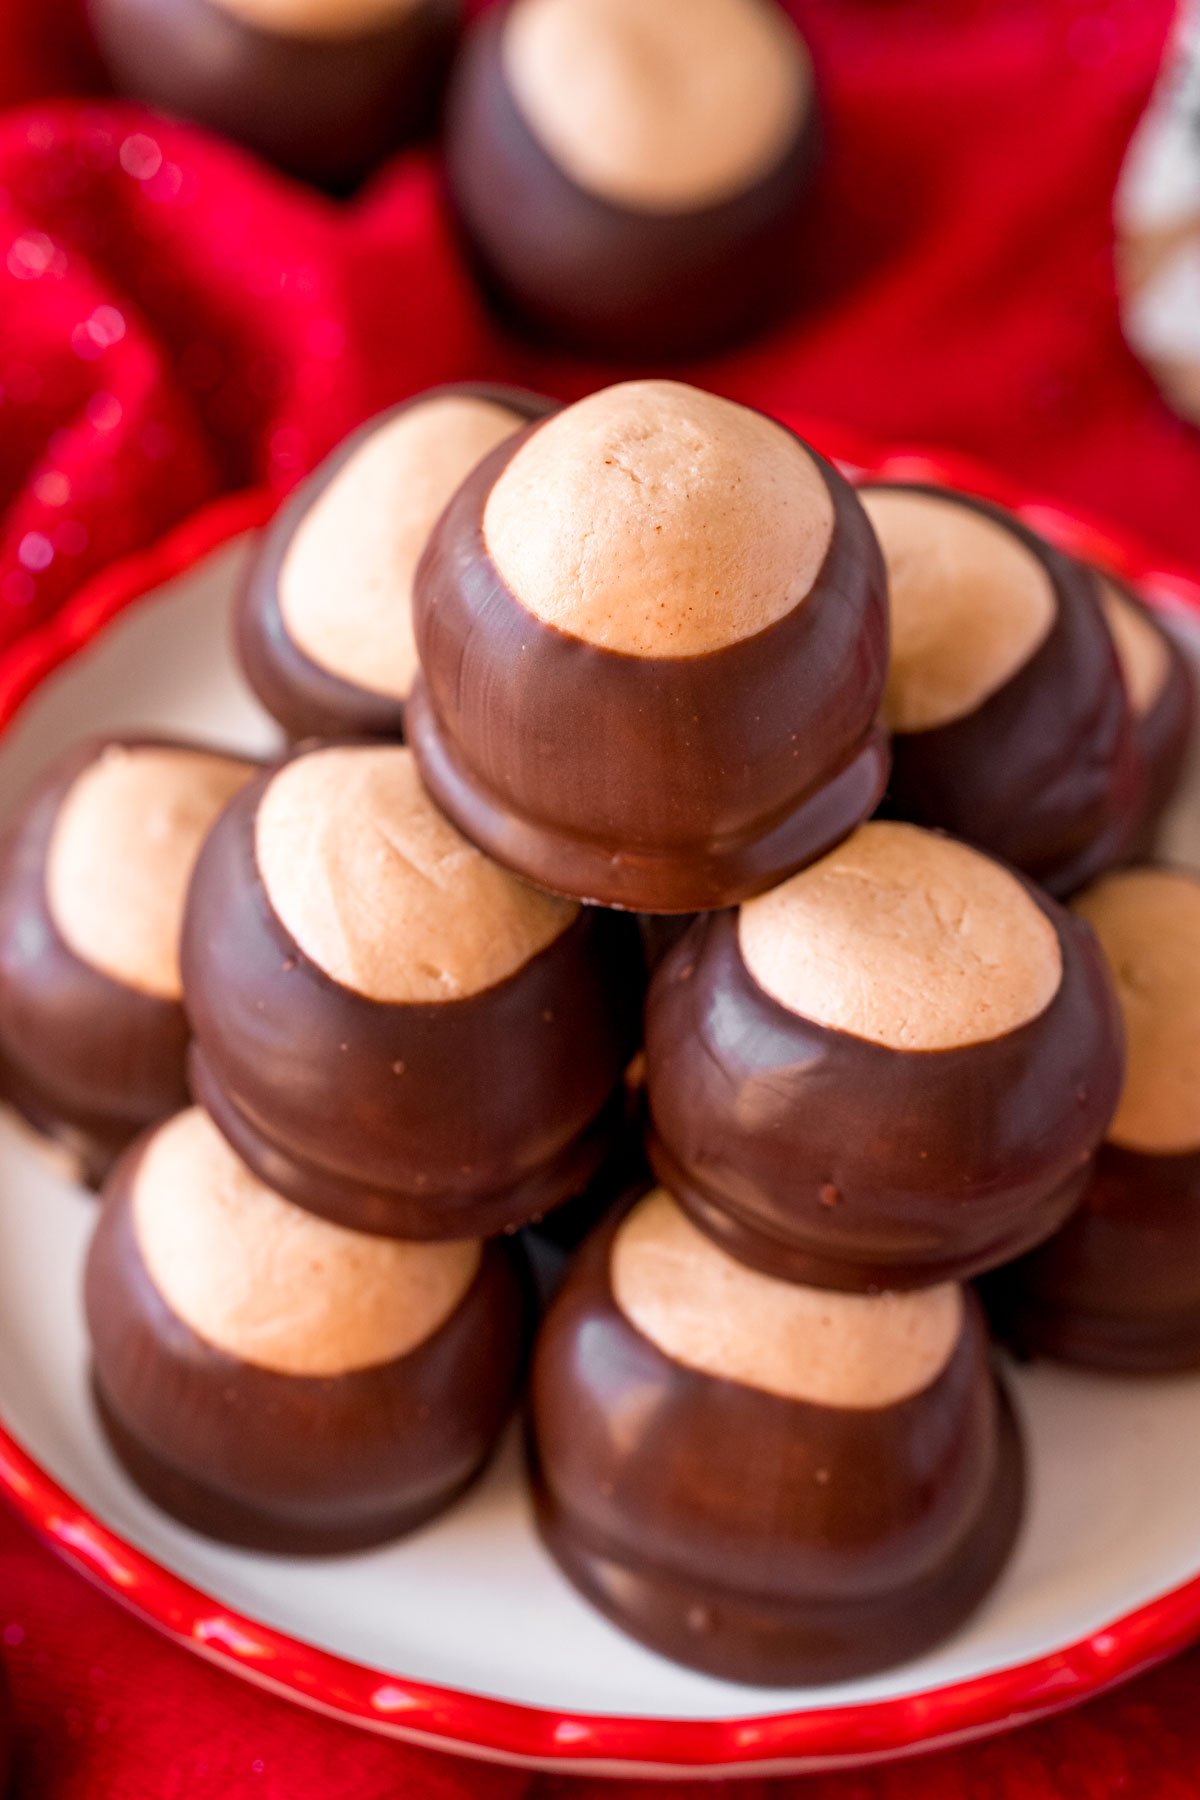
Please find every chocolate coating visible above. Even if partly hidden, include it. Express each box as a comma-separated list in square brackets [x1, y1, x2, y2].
[444, 2, 820, 360]
[237, 385, 556, 743]
[181, 751, 644, 1238]
[989, 863, 1200, 1371]
[409, 421, 889, 913]
[645, 891, 1123, 1291]
[988, 1143, 1200, 1373]
[87, 0, 460, 191]
[528, 1209, 1022, 1686]
[1103, 575, 1195, 858]
[866, 486, 1141, 898]
[0, 737, 253, 1187]
[87, 1134, 529, 1551]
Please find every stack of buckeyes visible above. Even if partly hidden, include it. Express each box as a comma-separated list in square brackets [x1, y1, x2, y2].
[0, 375, 1196, 1687]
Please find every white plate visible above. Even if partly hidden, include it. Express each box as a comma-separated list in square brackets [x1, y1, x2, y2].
[0, 528, 1199, 1778]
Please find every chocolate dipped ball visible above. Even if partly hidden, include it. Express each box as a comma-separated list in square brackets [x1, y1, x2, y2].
[237, 384, 555, 743]
[993, 867, 1200, 1371]
[1097, 574, 1195, 854]
[0, 737, 255, 1185]
[445, 0, 819, 359]
[646, 821, 1124, 1292]
[182, 741, 643, 1238]
[87, 0, 459, 190]
[88, 1108, 528, 1550]
[409, 380, 889, 912]
[861, 484, 1141, 896]
[529, 1189, 1022, 1685]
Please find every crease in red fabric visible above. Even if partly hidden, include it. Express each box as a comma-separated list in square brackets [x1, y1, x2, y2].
[0, 1, 1198, 1796]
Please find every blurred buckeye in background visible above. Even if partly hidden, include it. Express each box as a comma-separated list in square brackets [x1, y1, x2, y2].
[646, 822, 1124, 1291]
[87, 1108, 528, 1550]
[409, 380, 889, 912]
[861, 484, 1141, 895]
[1096, 573, 1195, 853]
[529, 1189, 1022, 1685]
[445, 0, 820, 358]
[87, 0, 460, 189]
[237, 385, 555, 743]
[183, 742, 643, 1239]
[0, 737, 255, 1185]
[993, 867, 1200, 1371]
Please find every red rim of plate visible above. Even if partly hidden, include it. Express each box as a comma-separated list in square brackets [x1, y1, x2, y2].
[1, 413, 1199, 1775]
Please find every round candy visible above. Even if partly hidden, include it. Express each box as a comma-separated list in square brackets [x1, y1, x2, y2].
[408, 379, 889, 912]
[861, 484, 1141, 896]
[994, 866, 1200, 1371]
[445, 0, 819, 358]
[646, 821, 1124, 1290]
[1096, 573, 1195, 855]
[0, 737, 255, 1184]
[237, 384, 554, 742]
[529, 1189, 1023, 1684]
[87, 1108, 528, 1549]
[182, 742, 643, 1237]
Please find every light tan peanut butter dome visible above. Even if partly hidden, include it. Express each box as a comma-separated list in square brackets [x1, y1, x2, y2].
[255, 744, 576, 1002]
[1098, 579, 1171, 718]
[737, 821, 1063, 1051]
[132, 1109, 481, 1376]
[207, 0, 425, 40]
[279, 394, 524, 698]
[46, 743, 254, 1000]
[612, 1189, 964, 1409]
[483, 380, 833, 658]
[502, 0, 810, 214]
[1074, 867, 1200, 1155]
[862, 488, 1057, 733]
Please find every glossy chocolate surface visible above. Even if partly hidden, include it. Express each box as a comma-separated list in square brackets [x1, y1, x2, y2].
[88, 0, 459, 190]
[0, 738, 240, 1187]
[1106, 576, 1196, 859]
[87, 1136, 529, 1551]
[181, 754, 644, 1238]
[867, 486, 1141, 898]
[528, 1211, 1022, 1686]
[524, 1064, 653, 1259]
[645, 897, 1123, 1291]
[409, 425, 889, 912]
[989, 1142, 1200, 1372]
[236, 385, 556, 744]
[444, 6, 819, 360]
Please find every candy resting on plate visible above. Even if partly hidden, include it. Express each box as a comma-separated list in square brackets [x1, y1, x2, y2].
[445, 0, 820, 360]
[408, 379, 889, 912]
[1096, 573, 1196, 856]
[860, 484, 1141, 896]
[0, 737, 255, 1186]
[182, 741, 643, 1239]
[991, 867, 1200, 1371]
[87, 1108, 528, 1551]
[87, 0, 460, 190]
[236, 385, 555, 744]
[528, 1188, 1023, 1686]
[646, 821, 1124, 1291]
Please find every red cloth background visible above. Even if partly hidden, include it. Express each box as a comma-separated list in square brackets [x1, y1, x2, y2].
[0, 0, 1198, 1794]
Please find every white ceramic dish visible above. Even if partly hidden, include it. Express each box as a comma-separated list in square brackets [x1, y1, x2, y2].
[0, 492, 1198, 1778]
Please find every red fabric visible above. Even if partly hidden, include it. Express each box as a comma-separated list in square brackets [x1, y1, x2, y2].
[0, 0, 1198, 1794]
